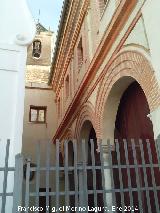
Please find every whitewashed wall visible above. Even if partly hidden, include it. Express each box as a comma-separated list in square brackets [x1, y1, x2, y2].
[0, 0, 35, 211]
[142, 0, 160, 138]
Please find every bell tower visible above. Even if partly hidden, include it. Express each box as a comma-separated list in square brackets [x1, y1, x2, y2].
[26, 23, 54, 85]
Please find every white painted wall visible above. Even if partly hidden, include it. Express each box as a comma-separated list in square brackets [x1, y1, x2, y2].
[142, 0, 160, 138]
[0, 0, 35, 45]
[0, 0, 36, 160]
[0, 0, 35, 211]
[0, 44, 26, 162]
[98, 0, 116, 43]
[142, 0, 160, 84]
[124, 17, 149, 49]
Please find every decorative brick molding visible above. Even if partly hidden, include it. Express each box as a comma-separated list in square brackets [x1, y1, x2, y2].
[51, 0, 138, 142]
[63, 128, 74, 141]
[51, 0, 89, 93]
[96, 49, 160, 139]
[74, 101, 97, 140]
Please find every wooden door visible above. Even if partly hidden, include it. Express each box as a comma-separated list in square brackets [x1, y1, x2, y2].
[113, 81, 160, 212]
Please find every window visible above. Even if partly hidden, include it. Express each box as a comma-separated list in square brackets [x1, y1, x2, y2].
[29, 106, 47, 123]
[77, 37, 83, 70]
[65, 75, 70, 99]
[57, 98, 61, 118]
[32, 40, 42, 58]
[116, 0, 121, 7]
[99, 0, 108, 15]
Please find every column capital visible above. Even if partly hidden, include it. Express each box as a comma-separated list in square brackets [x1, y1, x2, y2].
[97, 143, 115, 154]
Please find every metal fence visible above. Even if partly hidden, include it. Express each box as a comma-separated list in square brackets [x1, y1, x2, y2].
[0, 140, 23, 213]
[1, 139, 160, 212]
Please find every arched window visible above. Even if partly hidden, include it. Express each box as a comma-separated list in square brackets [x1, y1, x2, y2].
[116, 0, 121, 7]
[32, 40, 42, 58]
[77, 37, 83, 70]
[65, 75, 70, 99]
[99, 0, 108, 15]
[58, 98, 61, 118]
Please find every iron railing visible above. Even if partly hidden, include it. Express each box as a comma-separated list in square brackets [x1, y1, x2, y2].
[0, 140, 23, 213]
[1, 139, 160, 212]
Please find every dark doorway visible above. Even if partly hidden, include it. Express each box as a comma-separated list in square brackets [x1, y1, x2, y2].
[87, 127, 104, 212]
[113, 81, 160, 212]
[114, 81, 154, 141]
[39, 188, 51, 213]
[68, 141, 75, 209]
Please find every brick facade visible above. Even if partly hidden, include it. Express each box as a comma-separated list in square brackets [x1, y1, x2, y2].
[50, 0, 160, 142]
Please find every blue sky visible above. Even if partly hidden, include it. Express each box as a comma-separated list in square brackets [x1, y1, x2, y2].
[27, 0, 64, 34]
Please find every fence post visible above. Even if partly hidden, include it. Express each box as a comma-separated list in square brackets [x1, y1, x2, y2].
[156, 135, 160, 163]
[1, 139, 10, 213]
[101, 142, 113, 209]
[77, 162, 85, 207]
[12, 154, 23, 213]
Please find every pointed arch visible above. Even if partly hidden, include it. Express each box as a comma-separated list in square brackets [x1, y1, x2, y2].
[74, 102, 97, 140]
[95, 49, 160, 139]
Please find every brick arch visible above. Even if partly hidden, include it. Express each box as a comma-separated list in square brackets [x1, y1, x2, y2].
[60, 128, 74, 159]
[95, 49, 160, 139]
[74, 101, 97, 140]
[63, 128, 74, 141]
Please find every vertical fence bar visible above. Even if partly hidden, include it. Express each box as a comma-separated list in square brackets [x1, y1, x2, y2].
[90, 139, 97, 207]
[46, 140, 51, 213]
[123, 139, 134, 209]
[25, 158, 31, 213]
[12, 154, 23, 213]
[115, 139, 125, 210]
[35, 141, 41, 212]
[139, 139, 151, 212]
[99, 141, 107, 208]
[155, 137, 160, 167]
[131, 139, 143, 212]
[1, 139, 10, 213]
[64, 140, 69, 207]
[77, 162, 84, 207]
[55, 140, 60, 210]
[146, 139, 159, 211]
[73, 140, 78, 212]
[82, 139, 88, 210]
[107, 139, 116, 207]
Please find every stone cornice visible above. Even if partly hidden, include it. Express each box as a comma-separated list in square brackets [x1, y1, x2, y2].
[52, 0, 79, 90]
[52, 0, 139, 141]
[51, 0, 89, 95]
